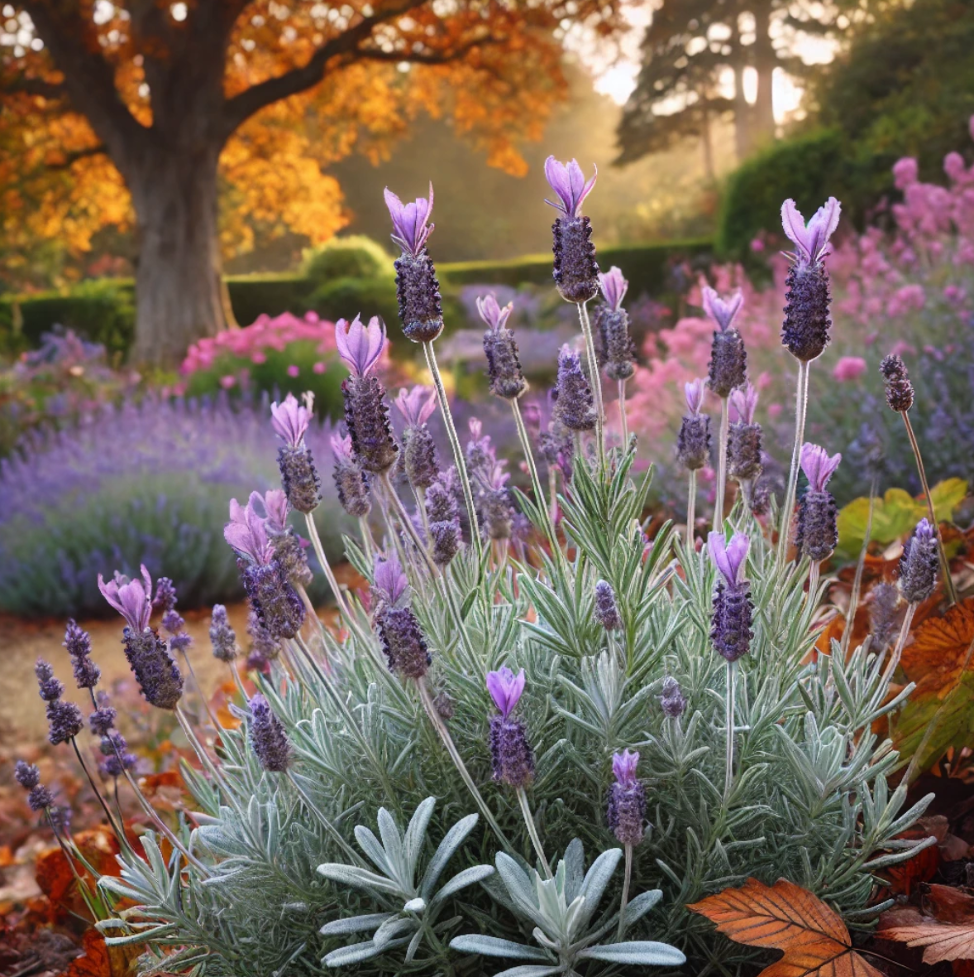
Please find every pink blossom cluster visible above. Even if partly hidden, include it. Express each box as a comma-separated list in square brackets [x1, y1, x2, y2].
[179, 312, 339, 377]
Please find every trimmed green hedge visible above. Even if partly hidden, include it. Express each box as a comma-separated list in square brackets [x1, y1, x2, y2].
[0, 238, 713, 358]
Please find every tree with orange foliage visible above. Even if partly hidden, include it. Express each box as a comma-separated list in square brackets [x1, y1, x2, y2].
[1, 0, 622, 365]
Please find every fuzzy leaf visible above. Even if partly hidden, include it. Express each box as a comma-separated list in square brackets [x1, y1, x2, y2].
[421, 813, 479, 899]
[578, 941, 686, 966]
[322, 941, 385, 967]
[449, 936, 550, 961]
[431, 864, 495, 905]
[317, 863, 401, 895]
[320, 913, 395, 936]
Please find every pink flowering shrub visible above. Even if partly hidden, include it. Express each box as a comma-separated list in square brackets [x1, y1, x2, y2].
[179, 312, 390, 419]
[626, 117, 974, 504]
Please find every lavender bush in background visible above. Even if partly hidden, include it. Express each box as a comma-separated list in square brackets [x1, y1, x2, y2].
[0, 393, 349, 617]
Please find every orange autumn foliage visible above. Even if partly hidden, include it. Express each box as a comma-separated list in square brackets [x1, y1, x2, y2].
[689, 877, 883, 977]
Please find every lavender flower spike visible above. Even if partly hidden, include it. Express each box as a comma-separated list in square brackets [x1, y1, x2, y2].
[554, 344, 596, 431]
[486, 666, 526, 720]
[727, 383, 763, 484]
[780, 197, 840, 362]
[330, 432, 372, 517]
[659, 677, 687, 719]
[336, 315, 386, 379]
[209, 604, 238, 663]
[796, 444, 840, 563]
[594, 580, 623, 631]
[595, 267, 636, 381]
[248, 694, 291, 773]
[372, 553, 430, 679]
[396, 386, 441, 489]
[479, 294, 527, 400]
[98, 564, 153, 632]
[385, 185, 444, 342]
[880, 354, 915, 413]
[546, 156, 600, 303]
[271, 393, 321, 514]
[607, 749, 646, 847]
[709, 531, 754, 664]
[900, 518, 939, 604]
[703, 287, 747, 398]
[677, 379, 711, 472]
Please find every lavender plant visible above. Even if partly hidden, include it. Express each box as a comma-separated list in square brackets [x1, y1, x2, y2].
[0, 394, 350, 617]
[25, 169, 938, 977]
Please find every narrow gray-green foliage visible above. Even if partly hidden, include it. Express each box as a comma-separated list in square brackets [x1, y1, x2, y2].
[91, 429, 931, 975]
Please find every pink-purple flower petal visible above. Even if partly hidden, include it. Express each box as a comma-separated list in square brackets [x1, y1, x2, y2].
[708, 531, 750, 587]
[800, 443, 842, 492]
[598, 267, 628, 312]
[544, 156, 597, 217]
[486, 666, 525, 719]
[335, 315, 386, 378]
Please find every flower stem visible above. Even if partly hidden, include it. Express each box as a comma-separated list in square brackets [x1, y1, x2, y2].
[882, 603, 917, 687]
[617, 844, 633, 941]
[617, 379, 629, 447]
[304, 513, 351, 620]
[686, 469, 697, 549]
[417, 678, 513, 854]
[576, 301, 605, 469]
[723, 660, 737, 803]
[70, 738, 127, 849]
[900, 410, 957, 605]
[512, 397, 561, 559]
[842, 478, 877, 655]
[777, 360, 810, 565]
[423, 340, 482, 557]
[359, 515, 375, 566]
[715, 395, 729, 527]
[381, 471, 438, 576]
[516, 786, 553, 879]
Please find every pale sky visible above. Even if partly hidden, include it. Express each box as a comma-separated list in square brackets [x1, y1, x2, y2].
[566, 1, 839, 122]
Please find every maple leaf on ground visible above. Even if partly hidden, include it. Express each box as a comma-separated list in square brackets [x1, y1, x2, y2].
[880, 884, 974, 966]
[688, 877, 883, 977]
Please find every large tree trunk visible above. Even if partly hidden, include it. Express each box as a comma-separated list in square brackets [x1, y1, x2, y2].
[751, 0, 776, 150]
[129, 148, 225, 367]
[729, 11, 752, 162]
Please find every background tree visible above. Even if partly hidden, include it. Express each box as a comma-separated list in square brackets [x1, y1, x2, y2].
[0, 0, 621, 365]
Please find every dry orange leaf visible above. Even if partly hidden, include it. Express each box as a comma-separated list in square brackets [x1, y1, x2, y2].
[61, 926, 142, 977]
[688, 877, 883, 977]
[883, 817, 948, 897]
[880, 885, 974, 966]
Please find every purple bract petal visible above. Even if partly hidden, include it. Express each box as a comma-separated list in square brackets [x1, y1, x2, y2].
[701, 286, 744, 333]
[262, 489, 290, 533]
[598, 267, 628, 312]
[684, 378, 706, 414]
[708, 531, 750, 587]
[97, 564, 153, 632]
[384, 184, 434, 256]
[800, 443, 842, 492]
[373, 552, 408, 606]
[476, 293, 514, 333]
[729, 383, 758, 425]
[335, 315, 386, 378]
[224, 497, 275, 565]
[486, 666, 525, 719]
[394, 385, 437, 428]
[781, 197, 842, 264]
[330, 431, 354, 462]
[611, 749, 640, 788]
[544, 156, 597, 218]
[270, 393, 312, 447]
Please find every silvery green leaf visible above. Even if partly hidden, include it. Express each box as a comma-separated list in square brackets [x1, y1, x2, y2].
[578, 941, 687, 966]
[562, 839, 585, 901]
[575, 848, 621, 930]
[355, 825, 394, 878]
[622, 888, 662, 927]
[421, 813, 479, 898]
[320, 913, 394, 936]
[403, 797, 436, 872]
[317, 863, 400, 895]
[449, 936, 550, 960]
[376, 807, 406, 883]
[372, 915, 417, 949]
[322, 941, 385, 967]
[491, 965, 566, 977]
[430, 865, 495, 906]
[405, 927, 424, 964]
[495, 854, 546, 929]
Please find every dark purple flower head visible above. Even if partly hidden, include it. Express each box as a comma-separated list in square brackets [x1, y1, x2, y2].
[659, 677, 687, 719]
[35, 659, 64, 702]
[99, 730, 137, 778]
[781, 197, 841, 266]
[554, 344, 596, 431]
[395, 385, 437, 429]
[708, 531, 750, 587]
[685, 379, 706, 415]
[702, 287, 743, 334]
[64, 620, 100, 690]
[489, 715, 535, 788]
[152, 577, 178, 613]
[594, 580, 623, 631]
[239, 561, 305, 641]
[598, 266, 628, 312]
[384, 184, 434, 256]
[336, 315, 386, 379]
[330, 432, 372, 517]
[677, 413, 711, 472]
[15, 760, 40, 790]
[47, 698, 84, 745]
[28, 783, 54, 812]
[607, 749, 646, 846]
[122, 626, 184, 710]
[729, 383, 758, 425]
[376, 605, 431, 679]
[270, 393, 312, 448]
[426, 469, 462, 566]
[373, 553, 409, 607]
[342, 371, 399, 475]
[486, 666, 525, 719]
[209, 604, 238, 663]
[248, 606, 281, 664]
[477, 293, 514, 333]
[900, 518, 939, 604]
[248, 693, 291, 773]
[797, 487, 838, 563]
[612, 749, 639, 789]
[800, 444, 841, 493]
[89, 704, 117, 736]
[880, 354, 915, 413]
[544, 156, 597, 217]
[225, 497, 275, 565]
[98, 565, 153, 632]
